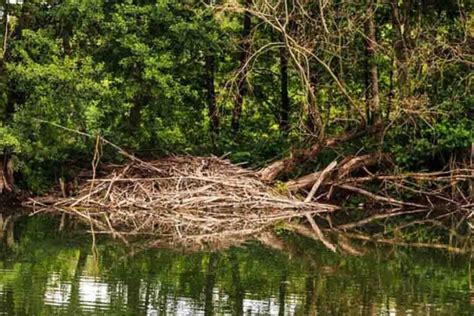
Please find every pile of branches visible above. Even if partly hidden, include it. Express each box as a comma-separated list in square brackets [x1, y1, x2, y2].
[274, 151, 474, 253]
[27, 156, 337, 247]
[25, 131, 473, 253]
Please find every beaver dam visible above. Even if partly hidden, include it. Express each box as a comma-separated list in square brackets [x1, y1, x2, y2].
[26, 157, 335, 247]
[26, 154, 474, 252]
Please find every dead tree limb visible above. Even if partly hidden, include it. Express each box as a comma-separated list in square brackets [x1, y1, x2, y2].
[305, 161, 337, 202]
[259, 124, 382, 182]
[337, 152, 389, 178]
[337, 184, 426, 208]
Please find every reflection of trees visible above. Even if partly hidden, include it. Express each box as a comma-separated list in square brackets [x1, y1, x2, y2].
[67, 248, 89, 315]
[304, 273, 317, 315]
[0, 216, 472, 315]
[126, 267, 141, 314]
[204, 253, 219, 316]
[0, 213, 19, 248]
[229, 252, 244, 315]
[2, 288, 14, 315]
[278, 270, 287, 316]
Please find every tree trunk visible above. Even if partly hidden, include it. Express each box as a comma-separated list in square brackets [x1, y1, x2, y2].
[279, 42, 290, 132]
[205, 54, 219, 136]
[387, 62, 394, 120]
[128, 82, 149, 132]
[129, 97, 143, 131]
[61, 21, 73, 56]
[470, 142, 473, 200]
[1, 2, 10, 121]
[0, 3, 17, 194]
[231, 0, 252, 134]
[390, 0, 412, 98]
[3, 1, 28, 123]
[0, 153, 13, 193]
[365, 0, 382, 126]
[307, 67, 319, 134]
[364, 40, 370, 121]
[2, 2, 9, 57]
[204, 0, 219, 138]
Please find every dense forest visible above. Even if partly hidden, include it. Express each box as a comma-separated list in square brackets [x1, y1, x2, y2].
[0, 0, 472, 194]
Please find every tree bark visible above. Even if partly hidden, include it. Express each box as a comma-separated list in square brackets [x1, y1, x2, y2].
[307, 67, 319, 134]
[365, 0, 382, 126]
[279, 42, 290, 132]
[231, 0, 252, 134]
[337, 152, 389, 178]
[286, 171, 323, 191]
[205, 54, 219, 136]
[128, 94, 146, 131]
[0, 2, 18, 194]
[284, 152, 389, 191]
[390, 0, 413, 98]
[204, 0, 219, 138]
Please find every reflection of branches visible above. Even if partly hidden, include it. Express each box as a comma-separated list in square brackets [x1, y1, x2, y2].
[342, 231, 470, 254]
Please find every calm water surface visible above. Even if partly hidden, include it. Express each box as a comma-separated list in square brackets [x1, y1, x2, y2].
[0, 213, 473, 315]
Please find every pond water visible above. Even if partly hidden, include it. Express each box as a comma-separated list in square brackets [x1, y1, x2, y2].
[0, 213, 473, 315]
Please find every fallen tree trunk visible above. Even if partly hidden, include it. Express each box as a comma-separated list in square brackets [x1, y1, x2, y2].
[285, 152, 389, 192]
[259, 124, 382, 182]
[337, 152, 389, 178]
[286, 171, 322, 191]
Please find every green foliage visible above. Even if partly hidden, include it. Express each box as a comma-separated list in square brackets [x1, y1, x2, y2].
[389, 96, 473, 168]
[0, 0, 471, 190]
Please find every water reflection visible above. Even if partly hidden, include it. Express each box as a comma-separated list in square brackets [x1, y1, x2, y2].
[0, 215, 473, 315]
